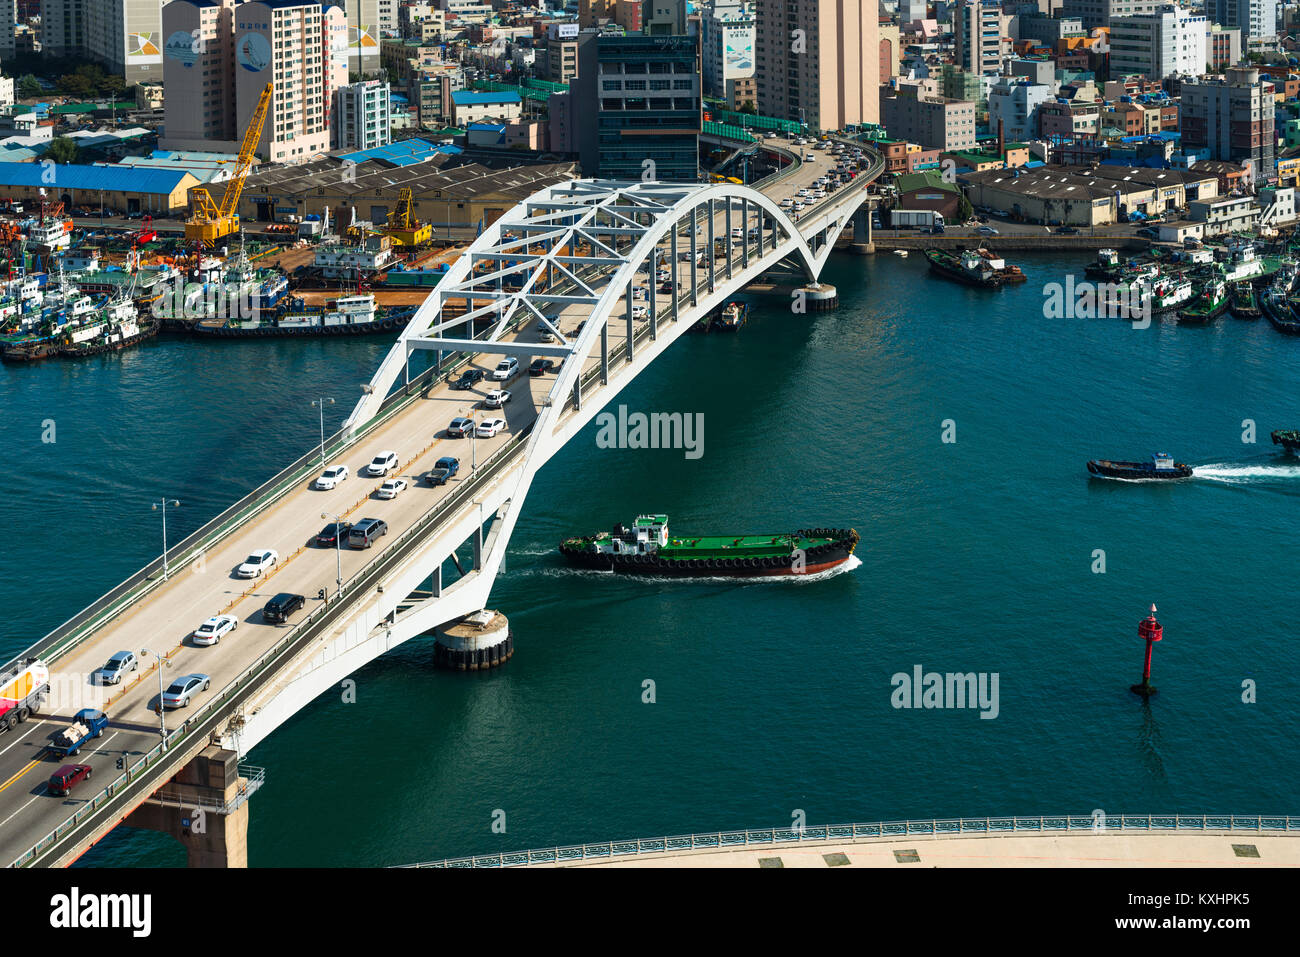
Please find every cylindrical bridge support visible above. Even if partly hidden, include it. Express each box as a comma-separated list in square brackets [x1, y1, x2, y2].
[435, 610, 514, 671]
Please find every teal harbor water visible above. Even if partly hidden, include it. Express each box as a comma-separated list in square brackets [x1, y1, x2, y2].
[2, 251, 1297, 867]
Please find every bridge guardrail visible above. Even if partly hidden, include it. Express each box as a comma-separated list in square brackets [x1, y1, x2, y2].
[14, 422, 534, 867]
[397, 813, 1300, 867]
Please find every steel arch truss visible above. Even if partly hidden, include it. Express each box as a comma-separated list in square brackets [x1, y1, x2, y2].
[346, 178, 829, 433]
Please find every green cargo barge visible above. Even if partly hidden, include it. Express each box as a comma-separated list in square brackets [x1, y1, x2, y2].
[559, 514, 859, 578]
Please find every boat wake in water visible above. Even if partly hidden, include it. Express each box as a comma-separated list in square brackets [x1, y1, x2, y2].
[1192, 462, 1300, 483]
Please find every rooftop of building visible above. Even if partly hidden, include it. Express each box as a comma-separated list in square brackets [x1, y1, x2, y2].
[240, 156, 578, 202]
[451, 91, 523, 106]
[338, 138, 463, 166]
[962, 163, 1218, 199]
[0, 161, 196, 194]
[894, 170, 960, 194]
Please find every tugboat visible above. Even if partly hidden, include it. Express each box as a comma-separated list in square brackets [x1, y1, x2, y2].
[1177, 276, 1229, 324]
[559, 514, 859, 578]
[923, 248, 1002, 287]
[1086, 452, 1194, 481]
[1271, 430, 1300, 454]
[710, 300, 748, 331]
[1085, 248, 1122, 281]
[1229, 282, 1262, 319]
[1148, 275, 1195, 314]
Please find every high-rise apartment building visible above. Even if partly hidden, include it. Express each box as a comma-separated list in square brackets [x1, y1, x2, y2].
[953, 0, 1002, 75]
[753, 0, 880, 130]
[575, 31, 701, 181]
[335, 78, 390, 150]
[1180, 67, 1276, 180]
[161, 0, 349, 163]
[700, 1, 755, 100]
[41, 0, 164, 82]
[1109, 4, 1207, 79]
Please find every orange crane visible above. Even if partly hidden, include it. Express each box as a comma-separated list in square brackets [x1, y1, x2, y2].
[185, 82, 273, 245]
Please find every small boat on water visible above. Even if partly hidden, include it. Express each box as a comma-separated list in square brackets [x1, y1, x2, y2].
[1271, 430, 1300, 454]
[893, 249, 908, 258]
[1086, 452, 1194, 481]
[1085, 248, 1121, 281]
[977, 248, 1026, 283]
[710, 300, 748, 331]
[1229, 282, 1262, 319]
[1178, 277, 1229, 324]
[559, 514, 860, 578]
[923, 248, 1002, 287]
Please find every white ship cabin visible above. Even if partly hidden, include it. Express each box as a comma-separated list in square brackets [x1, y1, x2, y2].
[1097, 249, 1119, 267]
[331, 294, 377, 324]
[29, 220, 70, 250]
[1151, 453, 1176, 469]
[607, 515, 669, 554]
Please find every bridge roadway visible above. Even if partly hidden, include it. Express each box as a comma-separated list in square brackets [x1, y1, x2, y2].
[0, 140, 879, 866]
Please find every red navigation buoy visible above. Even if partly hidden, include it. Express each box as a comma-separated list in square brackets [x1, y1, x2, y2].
[1131, 603, 1163, 698]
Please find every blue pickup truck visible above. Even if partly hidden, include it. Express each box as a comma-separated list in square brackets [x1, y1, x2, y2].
[423, 456, 460, 486]
[48, 708, 108, 757]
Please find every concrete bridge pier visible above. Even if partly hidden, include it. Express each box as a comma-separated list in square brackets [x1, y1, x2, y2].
[848, 207, 875, 255]
[124, 747, 250, 868]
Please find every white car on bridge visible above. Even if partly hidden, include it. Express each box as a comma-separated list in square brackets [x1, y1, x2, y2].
[314, 464, 349, 490]
[236, 549, 278, 578]
[93, 651, 139, 685]
[192, 614, 238, 647]
[484, 389, 511, 408]
[365, 451, 399, 476]
[476, 418, 506, 438]
[376, 478, 408, 500]
[492, 357, 519, 380]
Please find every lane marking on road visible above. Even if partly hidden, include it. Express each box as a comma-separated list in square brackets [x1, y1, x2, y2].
[0, 758, 42, 794]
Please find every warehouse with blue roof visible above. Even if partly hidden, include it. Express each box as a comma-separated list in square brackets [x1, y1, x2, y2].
[0, 162, 200, 213]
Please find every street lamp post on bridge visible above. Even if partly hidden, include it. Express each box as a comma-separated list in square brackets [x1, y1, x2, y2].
[151, 498, 180, 580]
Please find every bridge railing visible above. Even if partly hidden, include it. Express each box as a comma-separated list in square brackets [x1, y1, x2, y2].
[397, 814, 1300, 868]
[13, 422, 535, 867]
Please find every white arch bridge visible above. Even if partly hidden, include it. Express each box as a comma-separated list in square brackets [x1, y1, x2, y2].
[4, 170, 877, 867]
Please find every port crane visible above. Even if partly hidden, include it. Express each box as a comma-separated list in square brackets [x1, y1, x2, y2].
[383, 187, 432, 246]
[185, 82, 273, 245]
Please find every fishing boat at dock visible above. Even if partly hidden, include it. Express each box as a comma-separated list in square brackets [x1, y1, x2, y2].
[1229, 282, 1262, 319]
[1085, 248, 1121, 281]
[1086, 453, 1194, 481]
[186, 293, 413, 337]
[1177, 276, 1229, 324]
[559, 514, 859, 578]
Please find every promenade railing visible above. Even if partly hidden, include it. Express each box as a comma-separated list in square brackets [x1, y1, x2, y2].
[398, 814, 1300, 868]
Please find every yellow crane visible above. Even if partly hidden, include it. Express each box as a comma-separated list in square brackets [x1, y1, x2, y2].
[185, 82, 273, 245]
[384, 187, 432, 246]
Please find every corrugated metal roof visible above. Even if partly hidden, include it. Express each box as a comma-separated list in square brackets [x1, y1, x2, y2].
[0, 161, 194, 194]
[451, 91, 522, 106]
